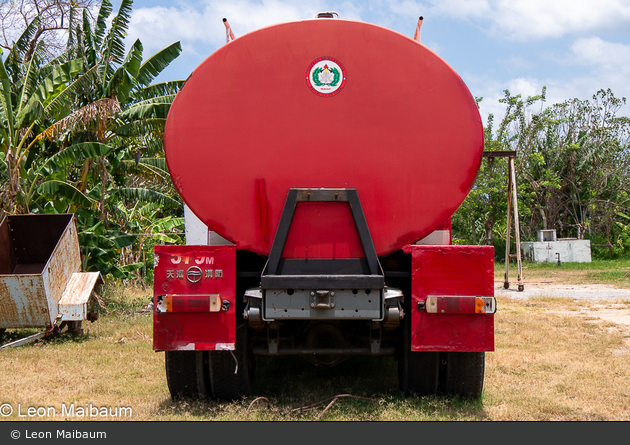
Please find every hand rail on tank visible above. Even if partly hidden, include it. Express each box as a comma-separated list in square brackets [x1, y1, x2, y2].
[223, 18, 236, 43]
[413, 16, 423, 43]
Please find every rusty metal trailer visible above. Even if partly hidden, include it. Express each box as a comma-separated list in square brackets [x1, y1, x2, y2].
[0, 214, 102, 348]
[154, 16, 496, 401]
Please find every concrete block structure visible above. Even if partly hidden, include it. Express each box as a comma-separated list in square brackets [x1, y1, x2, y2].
[521, 235, 592, 263]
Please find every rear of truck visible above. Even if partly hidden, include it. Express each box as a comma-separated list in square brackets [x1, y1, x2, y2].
[153, 17, 496, 401]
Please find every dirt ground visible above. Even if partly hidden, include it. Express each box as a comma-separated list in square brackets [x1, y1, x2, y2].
[495, 280, 630, 359]
[495, 281, 630, 327]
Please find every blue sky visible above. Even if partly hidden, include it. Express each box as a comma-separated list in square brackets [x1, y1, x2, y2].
[120, 0, 630, 122]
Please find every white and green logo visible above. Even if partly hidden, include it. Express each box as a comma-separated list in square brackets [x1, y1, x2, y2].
[306, 57, 346, 97]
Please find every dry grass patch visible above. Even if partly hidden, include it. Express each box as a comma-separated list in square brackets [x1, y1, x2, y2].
[1, 285, 630, 420]
[0, 314, 167, 420]
[484, 296, 630, 420]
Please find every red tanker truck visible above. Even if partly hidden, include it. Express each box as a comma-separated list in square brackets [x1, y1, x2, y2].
[153, 15, 496, 401]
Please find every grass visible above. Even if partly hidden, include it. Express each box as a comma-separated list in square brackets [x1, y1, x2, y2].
[1, 262, 630, 421]
[485, 296, 630, 420]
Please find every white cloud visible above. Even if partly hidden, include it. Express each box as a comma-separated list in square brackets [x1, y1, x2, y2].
[570, 37, 630, 75]
[128, 0, 352, 54]
[469, 60, 630, 129]
[127, 5, 212, 54]
[562, 37, 630, 107]
[128, 0, 630, 53]
[466, 74, 548, 126]
[387, 0, 437, 18]
[427, 0, 492, 20]
[427, 0, 630, 41]
[209, 0, 323, 35]
[462, 73, 508, 124]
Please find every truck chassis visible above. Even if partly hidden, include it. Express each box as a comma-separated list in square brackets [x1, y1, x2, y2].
[154, 189, 495, 400]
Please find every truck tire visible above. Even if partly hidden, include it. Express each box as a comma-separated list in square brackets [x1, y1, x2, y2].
[443, 352, 485, 399]
[399, 350, 440, 396]
[208, 324, 254, 401]
[165, 351, 204, 400]
[398, 314, 439, 396]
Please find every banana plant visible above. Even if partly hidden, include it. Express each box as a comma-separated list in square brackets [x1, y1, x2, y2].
[75, 187, 183, 281]
[2, 0, 185, 279]
[20, 1, 182, 213]
[39, 0, 182, 203]
[110, 199, 184, 282]
[0, 35, 91, 213]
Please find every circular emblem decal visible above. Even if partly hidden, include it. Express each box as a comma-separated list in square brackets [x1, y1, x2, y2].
[306, 57, 347, 97]
[186, 266, 203, 283]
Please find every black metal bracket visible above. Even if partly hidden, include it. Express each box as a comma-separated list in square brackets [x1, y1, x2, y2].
[261, 188, 384, 290]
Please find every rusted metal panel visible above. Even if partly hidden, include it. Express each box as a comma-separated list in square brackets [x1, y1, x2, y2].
[0, 214, 82, 329]
[41, 217, 81, 323]
[58, 272, 103, 321]
[0, 275, 50, 328]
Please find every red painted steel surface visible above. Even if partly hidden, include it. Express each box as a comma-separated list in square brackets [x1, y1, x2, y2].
[404, 245, 494, 351]
[153, 245, 236, 351]
[165, 19, 484, 258]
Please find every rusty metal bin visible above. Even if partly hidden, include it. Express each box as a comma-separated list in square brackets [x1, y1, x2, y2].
[0, 214, 102, 333]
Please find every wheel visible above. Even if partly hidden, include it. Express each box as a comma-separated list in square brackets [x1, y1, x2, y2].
[518, 284, 524, 292]
[398, 310, 439, 396]
[399, 350, 440, 396]
[165, 351, 206, 400]
[443, 352, 485, 399]
[208, 324, 255, 401]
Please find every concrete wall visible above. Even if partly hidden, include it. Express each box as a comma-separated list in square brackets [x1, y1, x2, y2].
[521, 239, 592, 263]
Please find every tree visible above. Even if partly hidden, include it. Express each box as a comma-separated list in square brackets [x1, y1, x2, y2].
[458, 87, 630, 259]
[0, 23, 90, 214]
[1, 0, 185, 279]
[0, 0, 99, 61]
[455, 87, 630, 262]
[506, 88, 630, 242]
[452, 112, 510, 247]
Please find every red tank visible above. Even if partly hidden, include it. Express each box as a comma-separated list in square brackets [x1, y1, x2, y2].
[165, 18, 484, 257]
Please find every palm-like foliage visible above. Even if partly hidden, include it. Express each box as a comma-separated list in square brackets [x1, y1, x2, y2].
[1, 0, 185, 280]
[454, 88, 630, 259]
[0, 39, 87, 213]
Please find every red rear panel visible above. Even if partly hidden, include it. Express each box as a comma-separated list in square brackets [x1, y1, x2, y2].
[153, 245, 236, 351]
[404, 245, 494, 351]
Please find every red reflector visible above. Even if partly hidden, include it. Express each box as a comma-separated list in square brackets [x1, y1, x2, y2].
[425, 296, 496, 314]
[156, 295, 222, 313]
